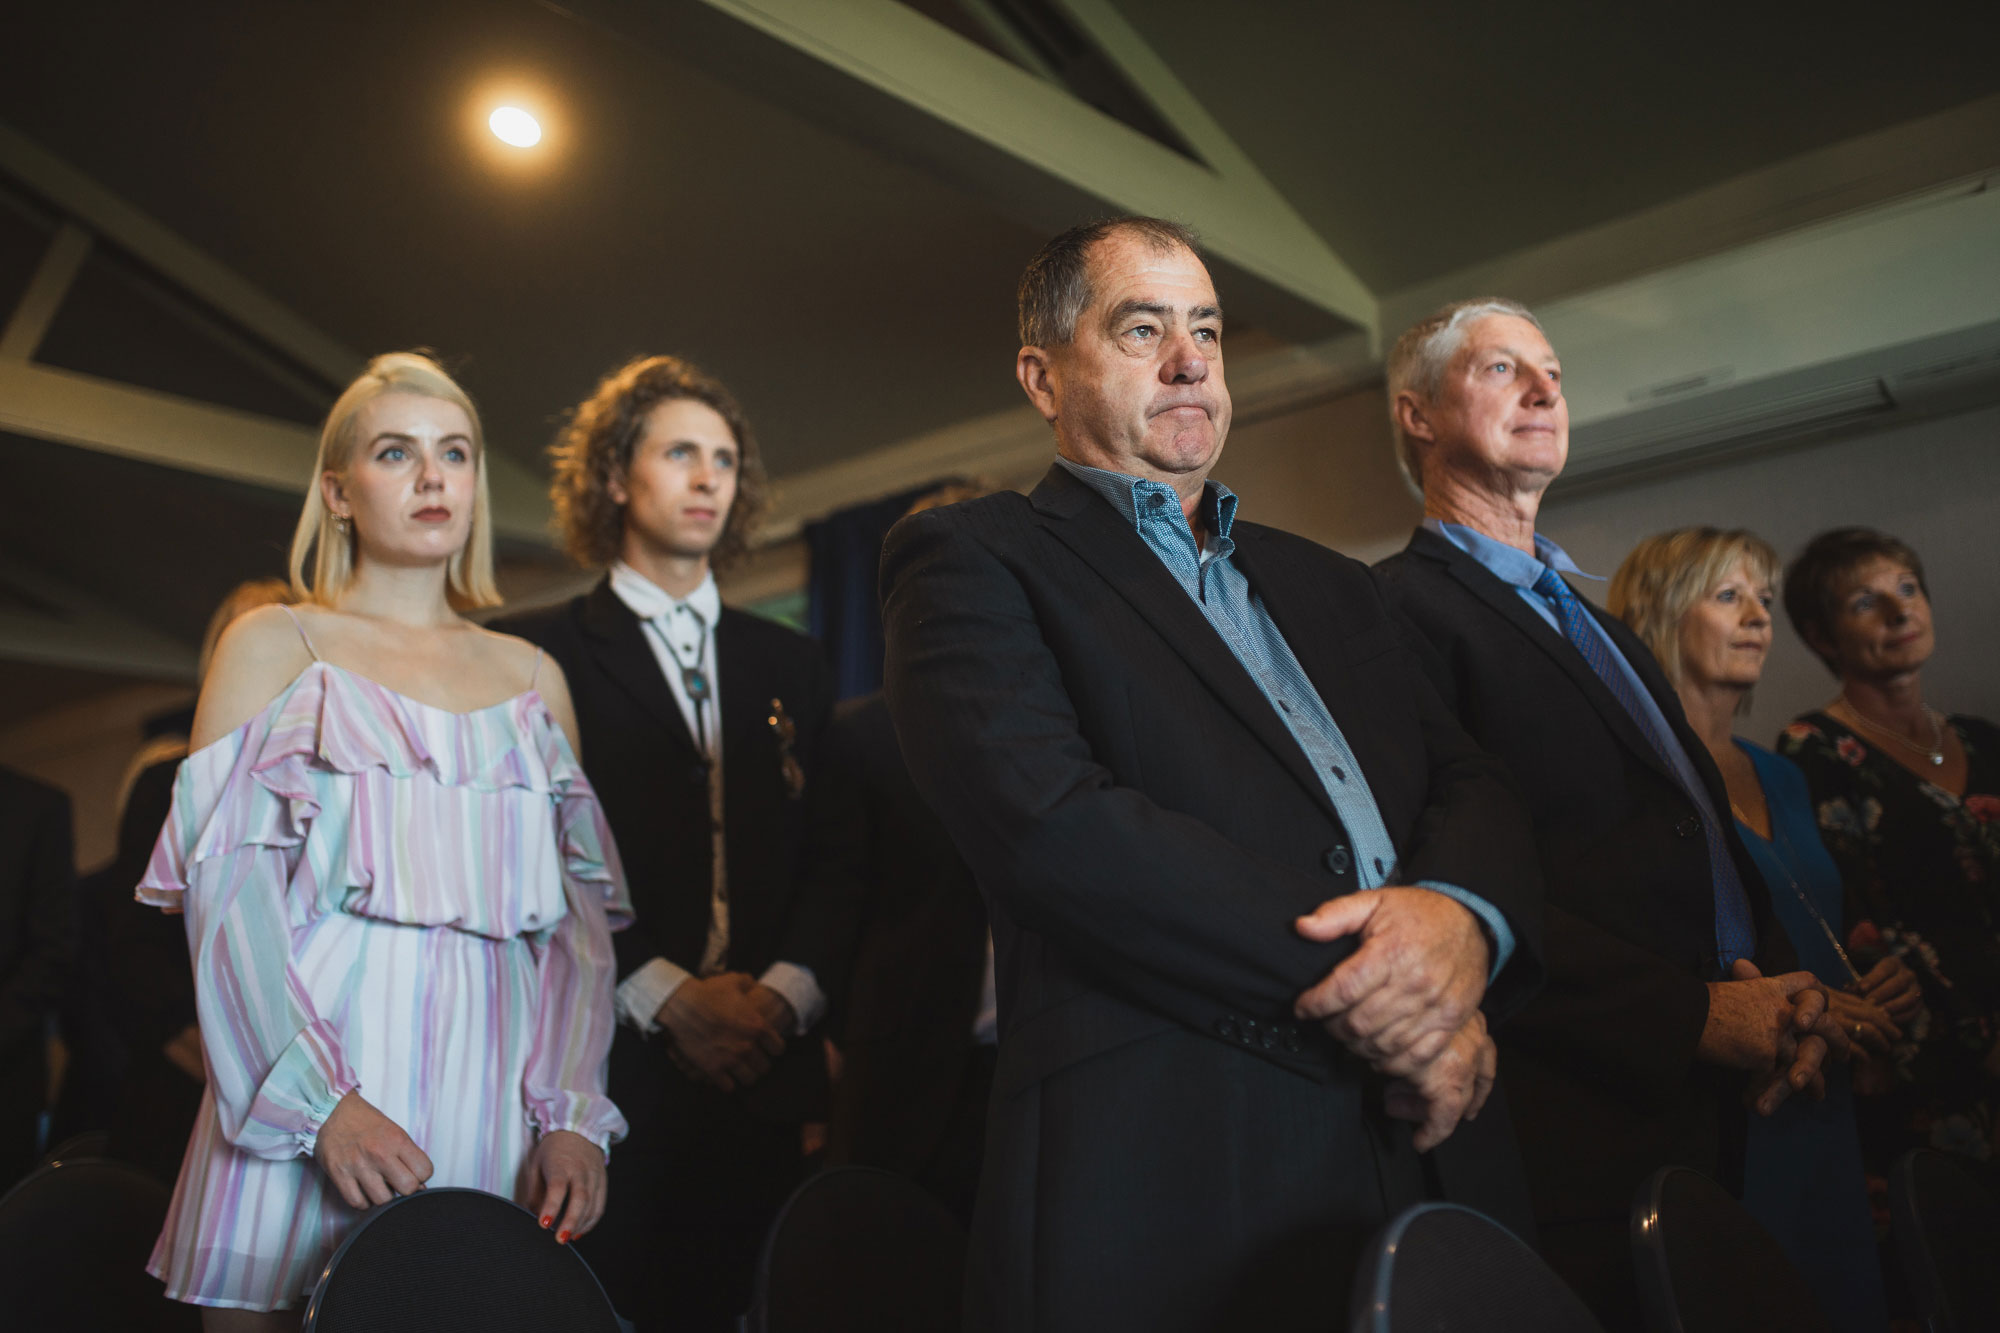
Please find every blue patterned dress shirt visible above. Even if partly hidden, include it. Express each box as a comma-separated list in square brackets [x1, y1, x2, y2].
[1055, 458, 1515, 977]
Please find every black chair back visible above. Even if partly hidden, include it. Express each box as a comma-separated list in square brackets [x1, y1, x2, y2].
[1348, 1201, 1605, 1333]
[744, 1166, 966, 1333]
[1631, 1165, 1833, 1333]
[303, 1187, 622, 1333]
[0, 1153, 199, 1331]
[1889, 1148, 2000, 1332]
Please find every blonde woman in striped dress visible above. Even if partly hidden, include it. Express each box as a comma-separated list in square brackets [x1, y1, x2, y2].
[139, 353, 632, 1330]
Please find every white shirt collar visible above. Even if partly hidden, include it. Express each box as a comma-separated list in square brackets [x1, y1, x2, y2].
[608, 561, 722, 625]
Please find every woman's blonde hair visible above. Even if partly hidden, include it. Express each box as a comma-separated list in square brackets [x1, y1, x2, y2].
[1609, 526, 1780, 704]
[288, 352, 501, 610]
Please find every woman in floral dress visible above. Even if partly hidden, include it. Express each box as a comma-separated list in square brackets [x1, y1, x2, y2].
[1778, 527, 2000, 1167]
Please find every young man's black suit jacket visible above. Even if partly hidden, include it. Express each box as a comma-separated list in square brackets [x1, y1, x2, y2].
[1373, 526, 1795, 1323]
[492, 580, 845, 1327]
[816, 692, 991, 1214]
[879, 466, 1547, 1333]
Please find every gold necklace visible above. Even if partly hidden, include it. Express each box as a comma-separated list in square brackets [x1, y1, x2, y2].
[1727, 798, 1863, 984]
[1837, 695, 1947, 766]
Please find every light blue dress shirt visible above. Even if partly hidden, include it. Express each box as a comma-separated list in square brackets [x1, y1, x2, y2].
[1057, 459, 1514, 976]
[1421, 518, 1732, 850]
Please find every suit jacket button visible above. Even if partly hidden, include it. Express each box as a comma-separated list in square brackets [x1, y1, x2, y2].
[1675, 816, 1700, 838]
[1282, 1029, 1302, 1053]
[1324, 846, 1352, 875]
[1259, 1029, 1276, 1050]
[1215, 1017, 1239, 1041]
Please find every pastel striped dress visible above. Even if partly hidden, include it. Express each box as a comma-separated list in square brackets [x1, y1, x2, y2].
[137, 656, 633, 1310]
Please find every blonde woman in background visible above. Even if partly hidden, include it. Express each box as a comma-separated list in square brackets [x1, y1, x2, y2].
[138, 353, 631, 1330]
[1612, 526, 1910, 1333]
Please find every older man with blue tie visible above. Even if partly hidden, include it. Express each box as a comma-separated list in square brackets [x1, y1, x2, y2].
[1372, 297, 1848, 1331]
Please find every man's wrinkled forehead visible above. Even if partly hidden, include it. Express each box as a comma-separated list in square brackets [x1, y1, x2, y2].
[1084, 235, 1221, 321]
[1454, 313, 1559, 369]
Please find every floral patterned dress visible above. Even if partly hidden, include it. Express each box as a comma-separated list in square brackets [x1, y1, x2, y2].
[1778, 712, 2000, 1165]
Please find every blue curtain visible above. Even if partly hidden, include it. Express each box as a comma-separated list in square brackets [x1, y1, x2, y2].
[805, 483, 938, 701]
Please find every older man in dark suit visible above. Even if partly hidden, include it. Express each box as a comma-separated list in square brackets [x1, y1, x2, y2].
[880, 218, 1545, 1333]
[1371, 298, 1844, 1329]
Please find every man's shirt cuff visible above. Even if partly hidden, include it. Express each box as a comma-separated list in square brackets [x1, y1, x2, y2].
[615, 957, 691, 1036]
[759, 962, 825, 1036]
[1413, 881, 1515, 983]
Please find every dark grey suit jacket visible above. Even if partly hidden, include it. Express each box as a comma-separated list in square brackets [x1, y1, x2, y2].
[880, 466, 1545, 1333]
[1374, 526, 1792, 1229]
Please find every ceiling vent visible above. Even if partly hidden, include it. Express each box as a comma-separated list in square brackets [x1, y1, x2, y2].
[1540, 177, 2000, 486]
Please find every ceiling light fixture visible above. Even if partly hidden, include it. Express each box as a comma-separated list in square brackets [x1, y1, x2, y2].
[488, 106, 542, 148]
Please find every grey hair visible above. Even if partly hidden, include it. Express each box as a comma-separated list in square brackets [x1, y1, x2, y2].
[1385, 297, 1544, 491]
[1017, 216, 1203, 348]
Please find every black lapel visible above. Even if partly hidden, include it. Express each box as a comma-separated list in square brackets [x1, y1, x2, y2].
[579, 578, 701, 756]
[1226, 526, 1365, 774]
[714, 611, 771, 775]
[1029, 465, 1336, 821]
[1608, 608, 1740, 817]
[1409, 527, 1680, 788]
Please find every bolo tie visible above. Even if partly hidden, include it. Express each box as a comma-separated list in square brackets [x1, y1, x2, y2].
[646, 604, 712, 752]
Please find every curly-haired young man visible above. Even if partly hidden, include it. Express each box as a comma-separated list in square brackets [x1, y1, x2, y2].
[494, 356, 845, 1333]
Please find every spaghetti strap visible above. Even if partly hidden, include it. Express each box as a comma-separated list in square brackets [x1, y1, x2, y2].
[529, 647, 545, 691]
[278, 604, 321, 661]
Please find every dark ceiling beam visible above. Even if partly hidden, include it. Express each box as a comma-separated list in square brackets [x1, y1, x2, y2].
[0, 123, 559, 544]
[559, 0, 1378, 346]
[0, 359, 556, 543]
[0, 221, 90, 361]
[0, 554, 198, 680]
[1381, 93, 2000, 336]
[0, 120, 363, 389]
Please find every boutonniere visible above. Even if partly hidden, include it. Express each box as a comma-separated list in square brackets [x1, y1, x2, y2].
[768, 698, 805, 799]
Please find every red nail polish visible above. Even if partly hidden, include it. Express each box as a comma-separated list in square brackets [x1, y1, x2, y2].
[540, 1215, 552, 1228]
[557, 1229, 572, 1244]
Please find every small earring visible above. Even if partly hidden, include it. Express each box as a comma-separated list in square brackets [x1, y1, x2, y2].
[335, 514, 351, 534]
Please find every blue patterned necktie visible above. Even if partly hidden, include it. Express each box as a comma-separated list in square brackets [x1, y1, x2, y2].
[1532, 566, 1757, 969]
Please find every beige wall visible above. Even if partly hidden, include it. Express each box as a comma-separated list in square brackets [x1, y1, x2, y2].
[1211, 384, 1420, 563]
